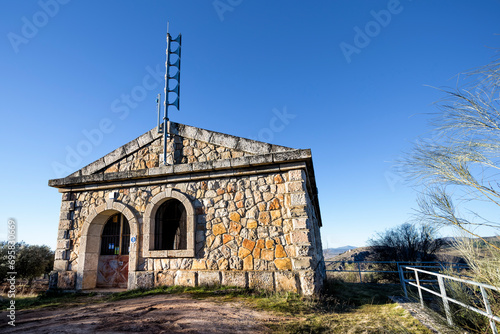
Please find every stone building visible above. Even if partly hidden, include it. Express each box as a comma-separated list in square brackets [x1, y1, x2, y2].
[49, 123, 325, 294]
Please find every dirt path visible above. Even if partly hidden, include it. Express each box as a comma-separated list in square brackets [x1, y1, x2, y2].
[0, 294, 281, 333]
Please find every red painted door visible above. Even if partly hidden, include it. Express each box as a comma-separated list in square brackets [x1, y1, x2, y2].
[97, 213, 130, 289]
[97, 255, 129, 288]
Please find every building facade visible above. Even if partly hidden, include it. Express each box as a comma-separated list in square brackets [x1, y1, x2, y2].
[49, 123, 325, 294]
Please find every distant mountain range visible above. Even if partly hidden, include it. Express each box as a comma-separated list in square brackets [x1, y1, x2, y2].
[323, 245, 357, 257]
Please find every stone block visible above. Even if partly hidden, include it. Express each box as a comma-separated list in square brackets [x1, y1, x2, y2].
[154, 259, 163, 271]
[211, 132, 238, 149]
[156, 271, 175, 286]
[57, 271, 76, 290]
[248, 271, 274, 291]
[48, 271, 58, 290]
[292, 218, 308, 229]
[81, 270, 98, 289]
[53, 259, 68, 271]
[287, 181, 305, 193]
[212, 159, 231, 170]
[238, 247, 251, 259]
[261, 249, 274, 261]
[198, 271, 221, 286]
[290, 206, 307, 218]
[180, 124, 198, 139]
[195, 128, 212, 142]
[292, 257, 312, 270]
[192, 259, 207, 270]
[242, 239, 256, 251]
[212, 223, 226, 236]
[275, 271, 298, 293]
[291, 230, 310, 244]
[57, 239, 70, 250]
[231, 156, 250, 168]
[290, 193, 307, 206]
[221, 271, 247, 288]
[59, 209, 71, 220]
[247, 154, 273, 166]
[135, 271, 154, 289]
[55, 249, 67, 260]
[236, 139, 271, 154]
[173, 163, 193, 174]
[243, 255, 253, 270]
[57, 230, 68, 240]
[137, 130, 153, 147]
[59, 219, 72, 230]
[274, 258, 292, 270]
[103, 146, 125, 166]
[288, 169, 306, 181]
[174, 270, 197, 287]
[229, 222, 242, 234]
[123, 139, 140, 155]
[275, 245, 286, 258]
[181, 258, 193, 269]
[299, 271, 315, 296]
[192, 161, 213, 171]
[247, 220, 258, 229]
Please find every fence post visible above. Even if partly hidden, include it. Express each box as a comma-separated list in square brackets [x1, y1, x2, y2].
[480, 285, 498, 334]
[437, 276, 453, 326]
[357, 262, 362, 283]
[398, 263, 408, 299]
[415, 271, 424, 307]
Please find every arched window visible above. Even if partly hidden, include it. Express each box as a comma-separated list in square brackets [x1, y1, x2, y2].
[154, 199, 187, 250]
[100, 213, 130, 255]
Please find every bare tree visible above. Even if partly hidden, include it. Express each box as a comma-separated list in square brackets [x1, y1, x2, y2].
[368, 223, 443, 262]
[401, 55, 500, 251]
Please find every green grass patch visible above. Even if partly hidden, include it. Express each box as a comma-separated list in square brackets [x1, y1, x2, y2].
[0, 290, 96, 310]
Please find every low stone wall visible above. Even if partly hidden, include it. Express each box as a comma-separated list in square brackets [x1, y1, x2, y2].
[131, 269, 316, 294]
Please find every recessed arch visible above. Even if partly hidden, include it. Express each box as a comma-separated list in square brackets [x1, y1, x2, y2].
[77, 200, 139, 290]
[143, 188, 195, 258]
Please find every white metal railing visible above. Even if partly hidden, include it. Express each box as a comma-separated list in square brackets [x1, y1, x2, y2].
[325, 260, 467, 283]
[400, 266, 500, 334]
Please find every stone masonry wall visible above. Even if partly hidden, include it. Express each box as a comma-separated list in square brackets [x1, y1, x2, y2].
[54, 168, 324, 294]
[103, 136, 253, 174]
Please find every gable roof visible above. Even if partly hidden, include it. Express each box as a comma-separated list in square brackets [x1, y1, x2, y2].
[48, 122, 316, 188]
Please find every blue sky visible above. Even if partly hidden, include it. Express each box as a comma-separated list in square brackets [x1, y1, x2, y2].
[1, 0, 499, 249]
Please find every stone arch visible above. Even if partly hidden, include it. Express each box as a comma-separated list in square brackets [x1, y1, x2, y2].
[143, 188, 195, 258]
[77, 200, 139, 290]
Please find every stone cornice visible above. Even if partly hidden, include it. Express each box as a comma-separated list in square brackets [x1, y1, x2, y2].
[48, 150, 312, 188]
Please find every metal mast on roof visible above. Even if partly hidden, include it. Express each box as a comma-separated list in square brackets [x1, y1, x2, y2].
[158, 22, 181, 165]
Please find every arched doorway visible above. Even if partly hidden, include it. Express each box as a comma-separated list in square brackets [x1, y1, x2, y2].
[97, 213, 130, 288]
[77, 201, 138, 290]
